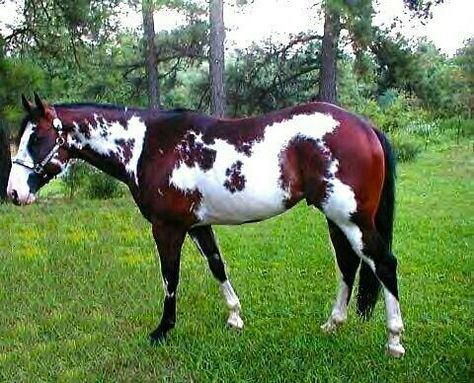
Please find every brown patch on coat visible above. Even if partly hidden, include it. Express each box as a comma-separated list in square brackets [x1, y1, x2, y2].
[223, 160, 246, 193]
[176, 132, 216, 171]
[115, 138, 135, 164]
[78, 123, 92, 139]
[281, 137, 331, 210]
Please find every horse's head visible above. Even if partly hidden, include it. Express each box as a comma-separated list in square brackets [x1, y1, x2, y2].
[7, 93, 69, 205]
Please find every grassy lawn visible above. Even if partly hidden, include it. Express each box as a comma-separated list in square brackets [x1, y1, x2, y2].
[1, 143, 472, 382]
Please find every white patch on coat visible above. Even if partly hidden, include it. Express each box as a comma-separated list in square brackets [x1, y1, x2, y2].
[170, 112, 339, 225]
[125, 116, 147, 184]
[322, 158, 357, 226]
[321, 157, 376, 269]
[7, 122, 36, 203]
[69, 115, 146, 185]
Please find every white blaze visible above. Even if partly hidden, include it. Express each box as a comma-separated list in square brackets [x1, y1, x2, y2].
[7, 122, 37, 204]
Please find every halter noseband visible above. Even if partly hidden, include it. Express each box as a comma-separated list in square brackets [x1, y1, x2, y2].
[13, 118, 67, 175]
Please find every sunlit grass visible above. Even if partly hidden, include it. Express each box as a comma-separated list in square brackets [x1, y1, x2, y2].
[0, 143, 472, 382]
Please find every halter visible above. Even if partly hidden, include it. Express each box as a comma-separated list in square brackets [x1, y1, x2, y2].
[13, 117, 67, 175]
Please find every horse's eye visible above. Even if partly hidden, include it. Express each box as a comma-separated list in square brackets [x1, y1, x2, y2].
[30, 135, 41, 145]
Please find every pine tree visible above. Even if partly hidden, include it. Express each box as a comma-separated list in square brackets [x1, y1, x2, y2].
[209, 0, 226, 117]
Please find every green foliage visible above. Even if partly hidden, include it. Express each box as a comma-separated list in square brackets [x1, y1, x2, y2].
[370, 31, 472, 118]
[371, 31, 420, 95]
[437, 117, 474, 141]
[454, 38, 474, 116]
[1, 0, 469, 170]
[84, 169, 123, 199]
[0, 39, 45, 133]
[225, 35, 321, 116]
[61, 161, 91, 199]
[391, 136, 422, 162]
[343, 88, 427, 134]
[338, 80, 469, 163]
[61, 161, 124, 200]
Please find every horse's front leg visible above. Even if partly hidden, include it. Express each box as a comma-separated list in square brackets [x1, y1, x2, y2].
[149, 220, 186, 344]
[188, 225, 243, 329]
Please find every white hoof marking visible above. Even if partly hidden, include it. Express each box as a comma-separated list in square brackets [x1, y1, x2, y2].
[387, 333, 405, 357]
[387, 342, 406, 357]
[227, 311, 244, 329]
[320, 319, 338, 333]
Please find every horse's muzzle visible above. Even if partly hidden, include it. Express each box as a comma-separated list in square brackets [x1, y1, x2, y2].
[7, 186, 36, 206]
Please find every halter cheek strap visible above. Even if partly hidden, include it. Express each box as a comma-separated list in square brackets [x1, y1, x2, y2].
[13, 117, 68, 175]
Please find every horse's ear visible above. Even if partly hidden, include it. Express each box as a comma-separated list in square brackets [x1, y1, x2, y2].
[34, 92, 46, 115]
[21, 94, 33, 113]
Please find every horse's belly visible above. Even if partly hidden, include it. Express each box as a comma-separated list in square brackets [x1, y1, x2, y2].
[170, 155, 289, 225]
[196, 182, 287, 225]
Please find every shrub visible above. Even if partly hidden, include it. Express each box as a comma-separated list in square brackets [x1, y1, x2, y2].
[84, 169, 123, 200]
[391, 136, 422, 163]
[437, 117, 474, 142]
[350, 90, 432, 136]
[405, 120, 442, 148]
[61, 161, 89, 199]
[61, 161, 123, 200]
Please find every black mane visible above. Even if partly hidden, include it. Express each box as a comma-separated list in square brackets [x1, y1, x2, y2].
[53, 102, 194, 115]
[15, 103, 197, 144]
[53, 102, 145, 112]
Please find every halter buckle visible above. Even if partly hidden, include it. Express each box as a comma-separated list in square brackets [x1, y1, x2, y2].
[34, 164, 43, 174]
[56, 135, 66, 147]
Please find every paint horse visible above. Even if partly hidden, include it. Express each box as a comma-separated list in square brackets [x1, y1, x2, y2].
[7, 94, 405, 356]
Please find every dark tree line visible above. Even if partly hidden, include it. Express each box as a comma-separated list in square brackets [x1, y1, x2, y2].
[0, 127, 11, 202]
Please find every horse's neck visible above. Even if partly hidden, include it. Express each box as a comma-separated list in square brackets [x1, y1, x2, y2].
[60, 108, 148, 187]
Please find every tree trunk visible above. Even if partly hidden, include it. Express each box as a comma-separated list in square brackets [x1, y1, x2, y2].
[142, 0, 160, 111]
[209, 0, 226, 117]
[317, 7, 341, 104]
[0, 127, 11, 202]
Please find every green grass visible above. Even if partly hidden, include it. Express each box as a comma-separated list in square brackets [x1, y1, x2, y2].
[1, 143, 472, 382]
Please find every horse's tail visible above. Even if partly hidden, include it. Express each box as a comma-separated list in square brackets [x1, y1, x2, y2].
[357, 128, 396, 318]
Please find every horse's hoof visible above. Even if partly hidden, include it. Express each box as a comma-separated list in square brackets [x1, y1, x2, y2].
[149, 331, 167, 345]
[387, 342, 405, 357]
[227, 312, 244, 329]
[320, 320, 337, 333]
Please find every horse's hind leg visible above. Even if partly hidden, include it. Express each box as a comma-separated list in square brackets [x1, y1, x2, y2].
[188, 225, 243, 329]
[329, 219, 405, 357]
[358, 227, 405, 357]
[321, 219, 361, 332]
